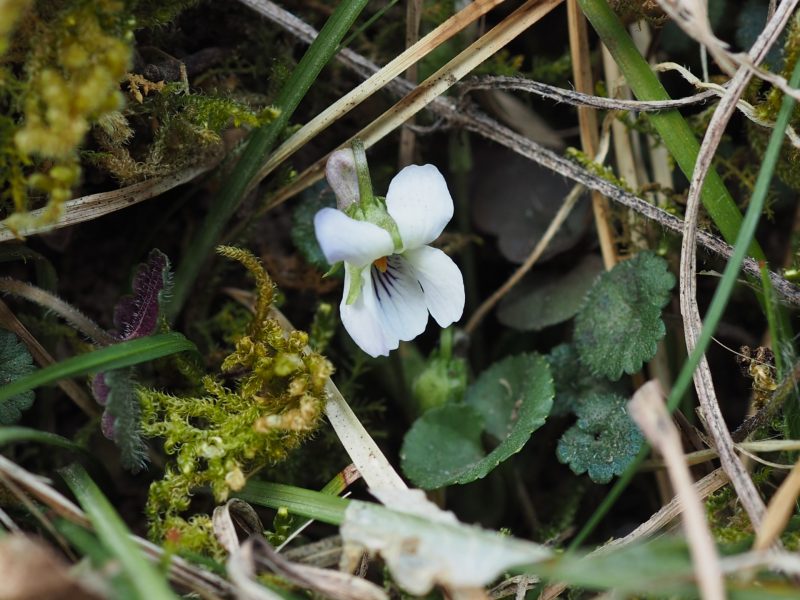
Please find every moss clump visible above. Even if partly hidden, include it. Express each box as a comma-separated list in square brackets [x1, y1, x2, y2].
[3, 0, 133, 232]
[141, 247, 333, 553]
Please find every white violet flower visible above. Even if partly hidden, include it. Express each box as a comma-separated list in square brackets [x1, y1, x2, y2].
[314, 146, 465, 357]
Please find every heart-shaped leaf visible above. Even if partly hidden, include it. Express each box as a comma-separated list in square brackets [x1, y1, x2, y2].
[401, 353, 553, 489]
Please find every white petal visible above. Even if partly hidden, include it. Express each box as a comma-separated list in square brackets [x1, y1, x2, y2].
[369, 255, 429, 342]
[386, 164, 454, 250]
[404, 246, 465, 328]
[340, 267, 396, 357]
[314, 208, 394, 268]
[339, 257, 429, 358]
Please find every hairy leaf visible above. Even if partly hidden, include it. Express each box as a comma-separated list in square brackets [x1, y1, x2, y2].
[104, 369, 148, 472]
[546, 343, 624, 417]
[401, 353, 553, 489]
[557, 392, 644, 483]
[498, 255, 603, 331]
[0, 329, 36, 424]
[574, 252, 674, 380]
[113, 249, 173, 340]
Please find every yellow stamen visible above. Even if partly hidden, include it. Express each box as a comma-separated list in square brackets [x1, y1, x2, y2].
[373, 256, 388, 272]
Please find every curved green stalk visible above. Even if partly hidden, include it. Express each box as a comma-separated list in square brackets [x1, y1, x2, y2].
[168, 0, 370, 320]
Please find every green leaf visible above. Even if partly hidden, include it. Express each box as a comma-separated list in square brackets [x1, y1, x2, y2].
[0, 329, 36, 424]
[104, 370, 148, 473]
[401, 353, 554, 488]
[60, 464, 178, 600]
[0, 332, 195, 405]
[546, 343, 623, 417]
[290, 183, 338, 272]
[0, 426, 85, 453]
[236, 480, 349, 525]
[557, 392, 644, 483]
[498, 255, 603, 331]
[574, 252, 674, 380]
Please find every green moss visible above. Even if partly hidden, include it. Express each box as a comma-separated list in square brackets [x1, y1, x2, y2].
[141, 247, 333, 553]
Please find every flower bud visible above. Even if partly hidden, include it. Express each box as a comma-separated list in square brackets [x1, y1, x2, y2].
[325, 148, 360, 210]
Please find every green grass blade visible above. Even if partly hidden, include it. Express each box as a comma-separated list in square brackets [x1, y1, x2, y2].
[570, 52, 800, 550]
[236, 480, 350, 525]
[60, 463, 178, 600]
[0, 332, 195, 404]
[168, 0, 370, 319]
[0, 426, 85, 453]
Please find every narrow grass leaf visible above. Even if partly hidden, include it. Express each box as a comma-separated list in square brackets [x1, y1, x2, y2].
[60, 463, 178, 600]
[236, 480, 349, 525]
[0, 333, 195, 405]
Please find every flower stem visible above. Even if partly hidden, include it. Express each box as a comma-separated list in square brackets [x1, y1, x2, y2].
[351, 138, 375, 205]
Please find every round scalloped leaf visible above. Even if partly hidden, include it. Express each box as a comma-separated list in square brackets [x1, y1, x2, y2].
[401, 353, 554, 489]
[0, 330, 36, 424]
[574, 252, 674, 381]
[556, 392, 644, 483]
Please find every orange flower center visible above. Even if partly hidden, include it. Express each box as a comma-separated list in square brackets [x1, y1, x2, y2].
[373, 256, 388, 272]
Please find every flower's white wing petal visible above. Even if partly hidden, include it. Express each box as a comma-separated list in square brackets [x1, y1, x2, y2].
[404, 246, 465, 328]
[314, 208, 394, 268]
[340, 257, 429, 357]
[386, 164, 453, 250]
[340, 267, 397, 357]
[371, 255, 429, 342]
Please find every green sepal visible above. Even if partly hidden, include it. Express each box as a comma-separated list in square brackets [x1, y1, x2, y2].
[345, 263, 364, 305]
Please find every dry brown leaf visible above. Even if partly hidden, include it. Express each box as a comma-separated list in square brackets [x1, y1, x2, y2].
[0, 534, 102, 600]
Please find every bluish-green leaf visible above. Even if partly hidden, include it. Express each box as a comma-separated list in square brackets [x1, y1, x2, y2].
[401, 353, 554, 489]
[574, 252, 674, 380]
[0, 329, 36, 424]
[557, 392, 644, 483]
[546, 343, 624, 417]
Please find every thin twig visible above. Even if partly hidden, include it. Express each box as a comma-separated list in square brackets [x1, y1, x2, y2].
[677, 0, 798, 529]
[0, 455, 232, 598]
[628, 381, 725, 600]
[241, 0, 505, 188]
[459, 75, 719, 111]
[0, 158, 220, 243]
[0, 299, 99, 417]
[398, 0, 423, 168]
[538, 468, 730, 600]
[567, 0, 617, 270]
[464, 118, 611, 334]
